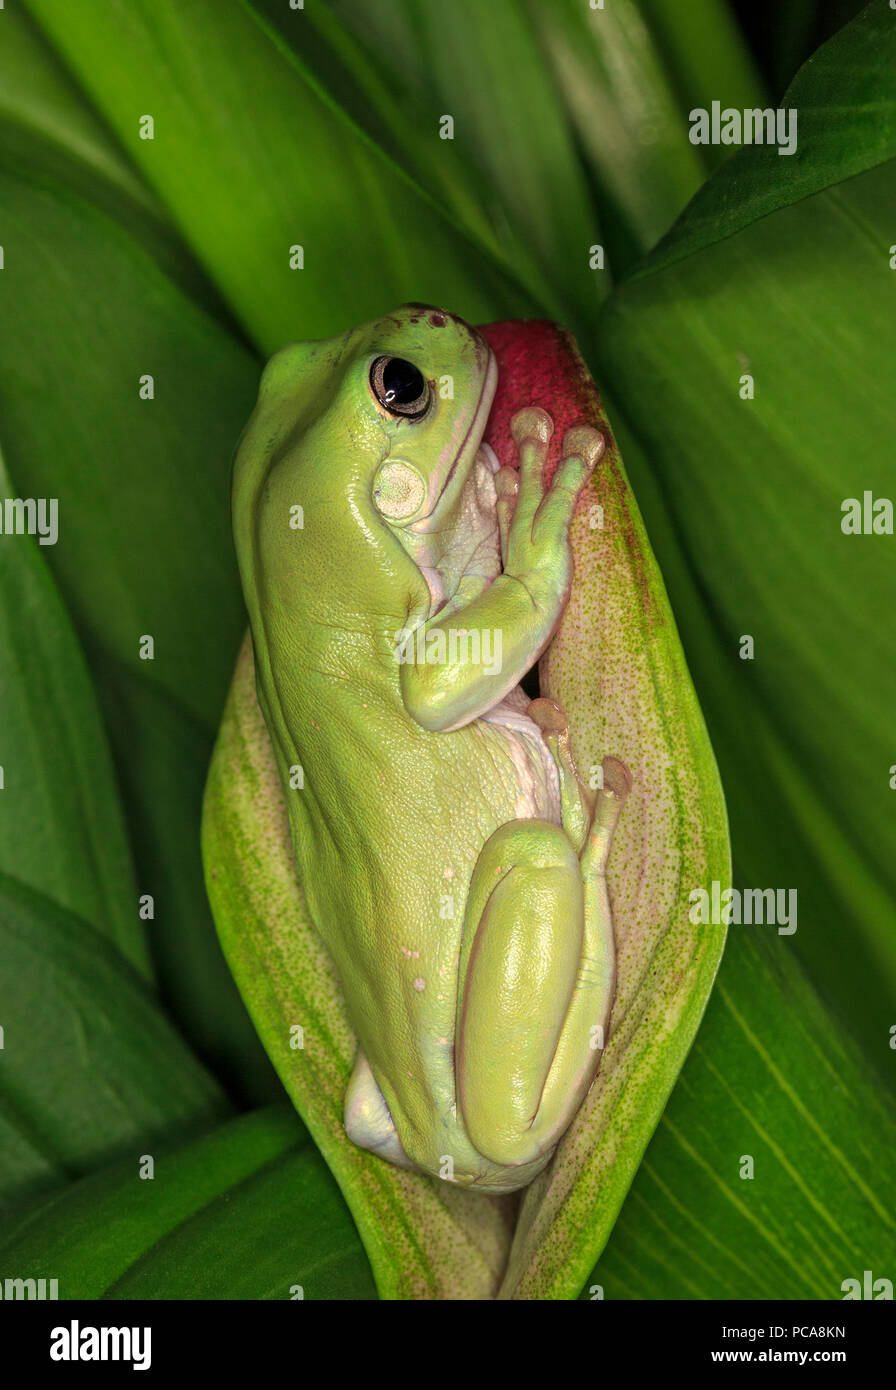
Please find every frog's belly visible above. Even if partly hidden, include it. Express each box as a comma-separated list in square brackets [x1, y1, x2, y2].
[476, 684, 562, 822]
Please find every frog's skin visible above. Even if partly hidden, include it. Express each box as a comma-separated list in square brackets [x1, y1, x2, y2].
[232, 303, 630, 1194]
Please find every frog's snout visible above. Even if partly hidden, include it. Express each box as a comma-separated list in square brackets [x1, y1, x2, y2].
[395, 303, 490, 367]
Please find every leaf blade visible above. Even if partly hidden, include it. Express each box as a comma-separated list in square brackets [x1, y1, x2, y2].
[0, 444, 145, 973]
[597, 155, 896, 1065]
[0, 872, 228, 1208]
[0, 1106, 310, 1297]
[587, 928, 896, 1298]
[26, 0, 534, 355]
[632, 1, 896, 281]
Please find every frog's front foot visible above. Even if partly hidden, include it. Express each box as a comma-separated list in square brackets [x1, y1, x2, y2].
[497, 408, 605, 606]
[344, 1050, 415, 1170]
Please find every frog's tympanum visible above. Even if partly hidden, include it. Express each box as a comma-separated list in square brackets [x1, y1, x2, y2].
[231, 304, 630, 1193]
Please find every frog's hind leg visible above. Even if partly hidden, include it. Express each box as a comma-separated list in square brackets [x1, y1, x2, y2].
[456, 760, 629, 1170]
[456, 818, 585, 1168]
[344, 1049, 415, 1170]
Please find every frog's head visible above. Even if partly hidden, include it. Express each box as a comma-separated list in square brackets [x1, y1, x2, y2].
[232, 304, 499, 677]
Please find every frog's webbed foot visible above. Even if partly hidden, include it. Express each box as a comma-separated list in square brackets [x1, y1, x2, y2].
[527, 695, 591, 852]
[344, 1050, 415, 1170]
[496, 408, 605, 580]
[581, 755, 632, 878]
[527, 696, 631, 867]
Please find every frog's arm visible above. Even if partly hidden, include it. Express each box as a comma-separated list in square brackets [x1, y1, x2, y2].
[400, 409, 605, 732]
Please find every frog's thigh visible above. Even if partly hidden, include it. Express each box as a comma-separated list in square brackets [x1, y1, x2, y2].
[344, 1049, 414, 1170]
[456, 818, 587, 1168]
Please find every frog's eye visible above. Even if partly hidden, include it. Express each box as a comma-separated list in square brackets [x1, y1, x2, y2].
[369, 356, 431, 420]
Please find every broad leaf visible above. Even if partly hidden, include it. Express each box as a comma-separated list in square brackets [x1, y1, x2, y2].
[0, 2, 232, 317]
[0, 166, 276, 1093]
[26, 0, 533, 355]
[0, 1100, 355, 1295]
[588, 924, 896, 1297]
[639, 0, 896, 279]
[0, 168, 253, 726]
[520, 0, 706, 258]
[598, 149, 896, 1067]
[0, 445, 145, 974]
[319, 0, 605, 320]
[636, 0, 766, 159]
[0, 874, 228, 1209]
[106, 1133, 376, 1300]
[250, 0, 571, 323]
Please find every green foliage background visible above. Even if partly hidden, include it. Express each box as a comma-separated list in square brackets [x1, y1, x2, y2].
[0, 0, 893, 1299]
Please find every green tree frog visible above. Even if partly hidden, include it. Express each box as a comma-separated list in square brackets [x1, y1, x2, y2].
[232, 303, 630, 1193]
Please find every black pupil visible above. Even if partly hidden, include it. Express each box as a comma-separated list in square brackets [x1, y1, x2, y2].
[382, 357, 425, 406]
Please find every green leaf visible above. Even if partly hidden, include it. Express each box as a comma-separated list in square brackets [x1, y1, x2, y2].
[0, 168, 255, 728]
[0, 2, 153, 210]
[249, 0, 563, 321]
[638, 0, 896, 280]
[636, 0, 767, 159]
[202, 638, 517, 1300]
[0, 1112, 66, 1214]
[596, 20, 896, 1063]
[106, 1135, 376, 1300]
[0, 1, 234, 319]
[0, 872, 228, 1209]
[0, 1106, 324, 1298]
[319, 0, 604, 320]
[0, 444, 145, 975]
[0, 167, 275, 1093]
[519, 0, 707, 259]
[26, 0, 533, 355]
[587, 925, 896, 1297]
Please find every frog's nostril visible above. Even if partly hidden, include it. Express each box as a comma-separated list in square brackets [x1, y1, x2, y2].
[399, 302, 450, 327]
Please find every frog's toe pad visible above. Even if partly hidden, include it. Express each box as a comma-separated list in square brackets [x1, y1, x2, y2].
[602, 755, 633, 799]
[561, 424, 606, 472]
[510, 405, 553, 446]
[526, 696, 569, 736]
[344, 1050, 415, 1170]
